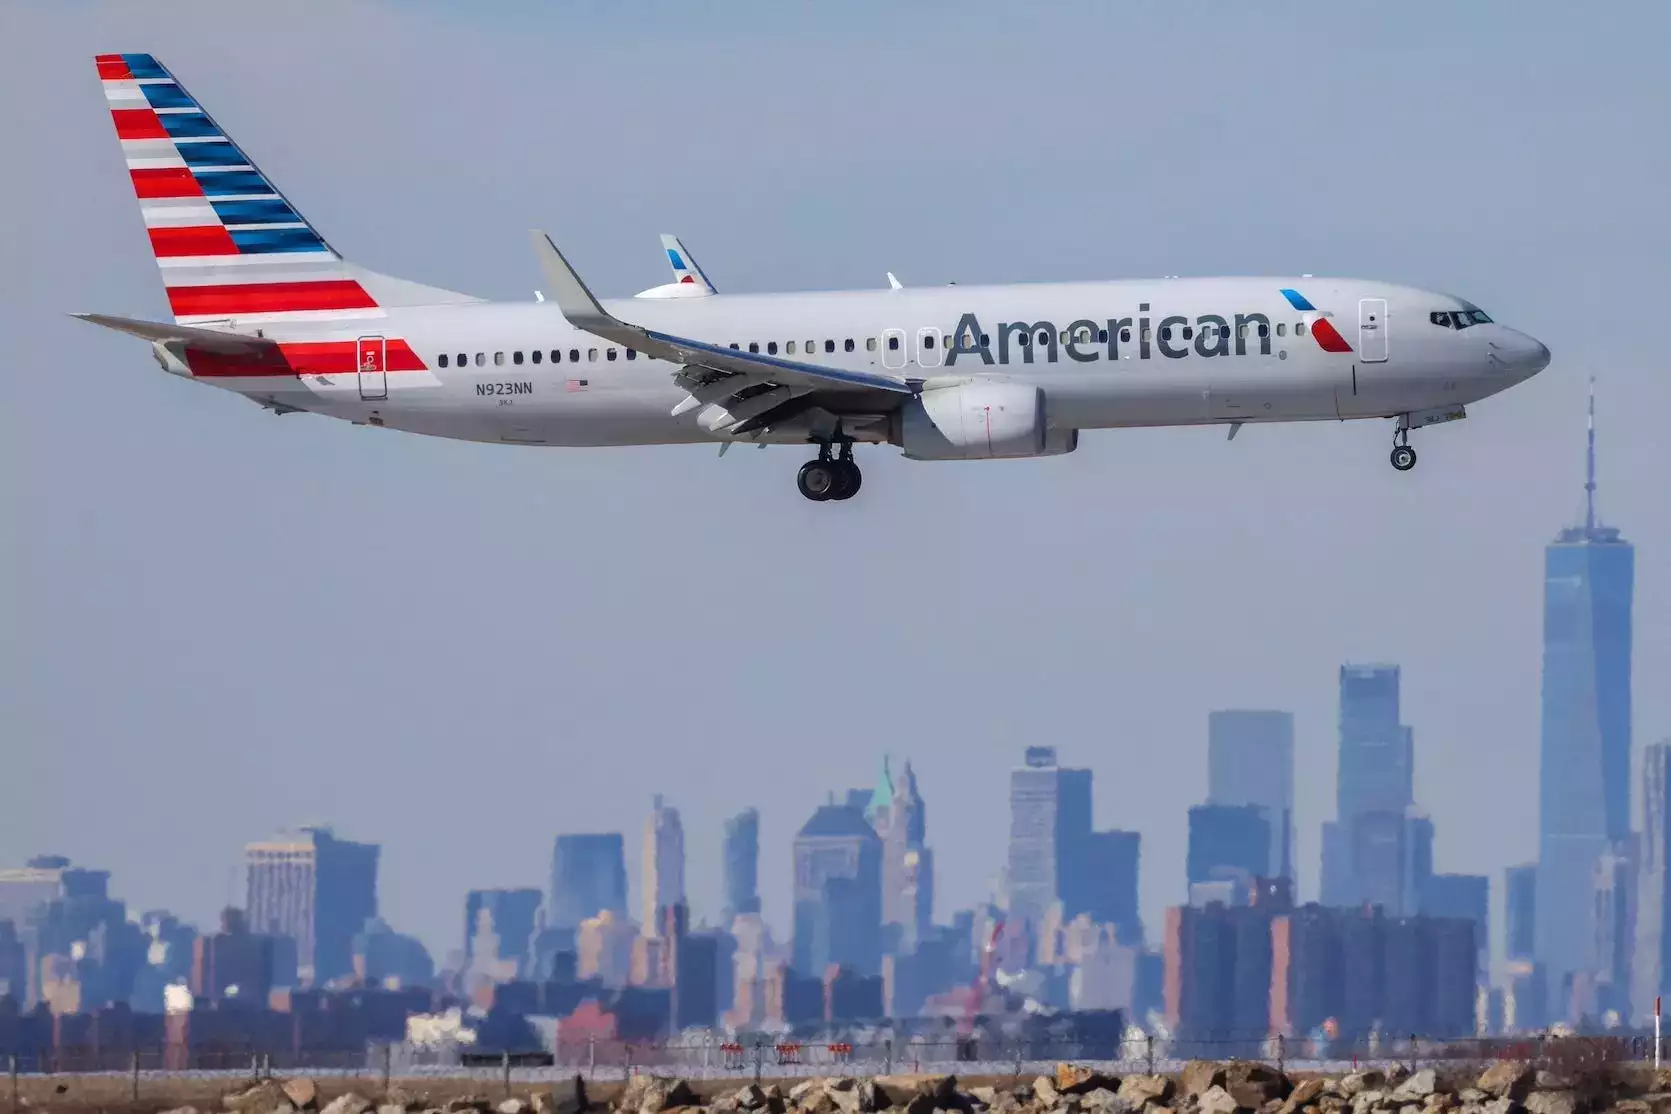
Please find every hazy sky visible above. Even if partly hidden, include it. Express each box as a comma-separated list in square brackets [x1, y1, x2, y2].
[4, 1, 1668, 967]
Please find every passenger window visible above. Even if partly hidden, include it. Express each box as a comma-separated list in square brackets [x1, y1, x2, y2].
[626, 349, 636, 360]
[980, 334, 990, 346]
[474, 353, 485, 367]
[438, 354, 449, 368]
[729, 343, 740, 349]
[458, 353, 467, 366]
[786, 341, 796, 355]
[845, 339, 855, 352]
[607, 348, 617, 361]
[808, 339, 816, 352]
[1182, 326, 1193, 341]
[569, 349, 579, 362]
[551, 350, 561, 363]
[1237, 325, 1247, 340]
[768, 341, 778, 355]
[866, 338, 877, 352]
[588, 348, 598, 361]
[1019, 332, 1030, 347]
[1121, 329, 1131, 343]
[944, 334, 953, 348]
[825, 340, 835, 353]
[531, 350, 541, 364]
[749, 342, 759, 353]
[1276, 323, 1287, 337]
[513, 351, 524, 365]
[1098, 329, 1108, 344]
[494, 352, 505, 366]
[1296, 322, 1307, 336]
[1160, 327, 1171, 341]
[1257, 324, 1269, 338]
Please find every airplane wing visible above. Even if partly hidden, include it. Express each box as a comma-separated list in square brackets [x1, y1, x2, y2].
[71, 312, 278, 355]
[531, 231, 912, 436]
[661, 234, 718, 293]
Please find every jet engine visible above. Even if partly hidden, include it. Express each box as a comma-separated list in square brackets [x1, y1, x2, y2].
[893, 379, 1077, 460]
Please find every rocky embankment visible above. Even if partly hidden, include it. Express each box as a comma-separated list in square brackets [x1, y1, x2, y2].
[167, 1060, 1671, 1114]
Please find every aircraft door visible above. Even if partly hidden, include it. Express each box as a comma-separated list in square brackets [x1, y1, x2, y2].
[917, 327, 942, 368]
[882, 328, 908, 370]
[1358, 299, 1388, 363]
[357, 335, 388, 400]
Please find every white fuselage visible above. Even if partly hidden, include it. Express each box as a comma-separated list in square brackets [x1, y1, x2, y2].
[174, 275, 1548, 449]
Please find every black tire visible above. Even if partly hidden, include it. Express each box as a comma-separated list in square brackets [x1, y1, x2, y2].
[1390, 445, 1417, 471]
[830, 460, 862, 501]
[797, 460, 838, 501]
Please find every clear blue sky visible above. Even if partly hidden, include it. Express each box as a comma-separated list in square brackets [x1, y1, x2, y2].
[4, 0, 1667, 965]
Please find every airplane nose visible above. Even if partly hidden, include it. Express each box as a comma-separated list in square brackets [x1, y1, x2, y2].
[1492, 329, 1550, 378]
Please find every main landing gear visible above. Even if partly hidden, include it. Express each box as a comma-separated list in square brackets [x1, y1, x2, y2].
[1389, 421, 1418, 472]
[797, 441, 862, 502]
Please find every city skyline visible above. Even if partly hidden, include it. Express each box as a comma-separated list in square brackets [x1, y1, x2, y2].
[7, 0, 1671, 982]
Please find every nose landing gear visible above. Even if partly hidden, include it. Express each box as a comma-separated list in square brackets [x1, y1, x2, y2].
[797, 441, 862, 502]
[1389, 420, 1417, 471]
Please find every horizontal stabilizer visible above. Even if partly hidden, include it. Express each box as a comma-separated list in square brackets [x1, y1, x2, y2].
[71, 311, 275, 354]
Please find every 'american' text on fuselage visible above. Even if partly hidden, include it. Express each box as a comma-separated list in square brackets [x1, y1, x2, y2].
[945, 309, 1276, 366]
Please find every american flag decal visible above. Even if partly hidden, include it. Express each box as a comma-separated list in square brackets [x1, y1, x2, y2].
[565, 379, 589, 392]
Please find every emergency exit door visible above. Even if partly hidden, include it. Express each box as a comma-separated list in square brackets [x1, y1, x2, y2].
[1358, 300, 1388, 363]
[357, 335, 387, 400]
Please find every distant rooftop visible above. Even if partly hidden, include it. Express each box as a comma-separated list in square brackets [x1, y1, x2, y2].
[797, 803, 877, 841]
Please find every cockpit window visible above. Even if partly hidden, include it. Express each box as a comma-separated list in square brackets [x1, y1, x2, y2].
[1430, 309, 1495, 330]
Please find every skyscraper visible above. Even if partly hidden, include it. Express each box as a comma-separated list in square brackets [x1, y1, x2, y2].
[871, 757, 933, 950]
[1632, 742, 1671, 1025]
[1008, 746, 1092, 926]
[1208, 711, 1296, 881]
[463, 888, 543, 978]
[245, 826, 379, 986]
[1505, 864, 1537, 962]
[722, 808, 761, 922]
[1537, 380, 1634, 1008]
[1186, 805, 1271, 885]
[1322, 665, 1416, 909]
[642, 795, 685, 931]
[792, 798, 883, 976]
[550, 834, 628, 930]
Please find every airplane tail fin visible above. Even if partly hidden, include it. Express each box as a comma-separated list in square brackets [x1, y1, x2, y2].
[661, 234, 718, 293]
[94, 53, 478, 325]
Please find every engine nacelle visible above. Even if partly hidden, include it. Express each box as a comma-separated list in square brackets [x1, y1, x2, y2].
[895, 379, 1075, 460]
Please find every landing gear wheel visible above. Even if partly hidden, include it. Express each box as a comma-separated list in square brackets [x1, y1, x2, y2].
[829, 460, 862, 501]
[797, 459, 840, 501]
[1390, 444, 1417, 471]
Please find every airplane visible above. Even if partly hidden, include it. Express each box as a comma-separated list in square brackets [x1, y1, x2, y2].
[78, 54, 1551, 503]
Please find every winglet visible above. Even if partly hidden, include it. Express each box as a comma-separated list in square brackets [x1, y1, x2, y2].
[887, 272, 903, 290]
[529, 231, 615, 332]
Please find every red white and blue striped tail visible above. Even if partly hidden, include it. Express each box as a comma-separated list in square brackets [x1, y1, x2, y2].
[96, 53, 476, 325]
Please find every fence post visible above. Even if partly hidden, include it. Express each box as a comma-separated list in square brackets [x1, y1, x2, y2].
[587, 1037, 596, 1081]
[625, 1043, 633, 1081]
[10, 1054, 18, 1114]
[1145, 1034, 1154, 1076]
[502, 1050, 511, 1098]
[1275, 1034, 1284, 1077]
[752, 1038, 762, 1085]
[883, 1038, 892, 1077]
[703, 1037, 711, 1078]
[382, 1043, 392, 1095]
[131, 1050, 140, 1102]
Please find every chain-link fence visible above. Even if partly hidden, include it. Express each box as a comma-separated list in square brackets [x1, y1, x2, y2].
[5, 1032, 1662, 1093]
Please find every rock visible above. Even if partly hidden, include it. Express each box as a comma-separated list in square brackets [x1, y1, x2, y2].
[1184, 1066, 1232, 1100]
[1350, 1091, 1387, 1114]
[379, 1106, 407, 1114]
[1081, 1091, 1122, 1113]
[228, 1083, 294, 1114]
[1121, 1077, 1175, 1109]
[1523, 1095, 1578, 1114]
[970, 1091, 999, 1108]
[1200, 1087, 1245, 1114]
[1227, 1064, 1291, 1107]
[1059, 1068, 1116, 1096]
[1393, 1074, 1438, 1103]
[1478, 1066, 1534, 1103]
[499, 1103, 529, 1114]
[1459, 1096, 1486, 1107]
[1035, 1080, 1063, 1108]
[162, 1107, 202, 1114]
[1481, 1100, 1519, 1114]
[626, 1080, 698, 1114]
[1341, 1078, 1386, 1101]
[549, 1079, 589, 1114]
[321, 1095, 373, 1114]
[1536, 1076, 1577, 1094]
[1282, 1081, 1328, 1114]
[444, 1101, 486, 1114]
[283, 1082, 320, 1112]
[729, 1088, 766, 1112]
[1614, 1103, 1652, 1114]
[1259, 1102, 1282, 1114]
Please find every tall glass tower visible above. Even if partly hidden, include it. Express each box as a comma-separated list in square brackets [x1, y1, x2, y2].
[1537, 378, 1634, 1012]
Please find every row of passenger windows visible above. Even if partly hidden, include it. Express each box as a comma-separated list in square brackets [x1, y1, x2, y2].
[438, 347, 640, 368]
[435, 321, 1321, 369]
